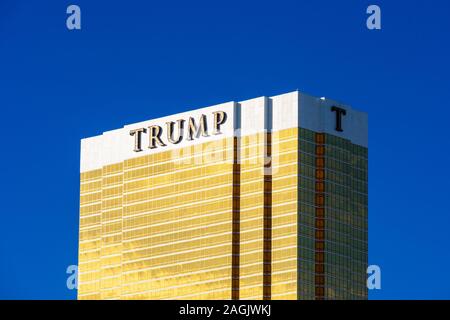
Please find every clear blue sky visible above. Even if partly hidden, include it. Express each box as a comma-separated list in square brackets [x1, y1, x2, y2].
[1, 0, 449, 300]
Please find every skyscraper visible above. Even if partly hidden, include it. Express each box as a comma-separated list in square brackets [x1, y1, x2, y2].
[78, 91, 368, 300]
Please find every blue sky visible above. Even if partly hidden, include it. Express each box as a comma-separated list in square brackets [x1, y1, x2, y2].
[0, 0, 449, 299]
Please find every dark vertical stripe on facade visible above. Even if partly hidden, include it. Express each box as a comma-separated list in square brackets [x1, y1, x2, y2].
[314, 133, 326, 300]
[232, 136, 240, 300]
[263, 132, 272, 300]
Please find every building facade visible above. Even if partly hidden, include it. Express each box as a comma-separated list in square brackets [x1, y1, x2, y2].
[78, 91, 368, 300]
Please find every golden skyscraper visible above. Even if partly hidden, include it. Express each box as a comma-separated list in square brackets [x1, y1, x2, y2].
[78, 91, 368, 300]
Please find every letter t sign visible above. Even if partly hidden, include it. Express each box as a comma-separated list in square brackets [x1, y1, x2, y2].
[331, 106, 347, 132]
